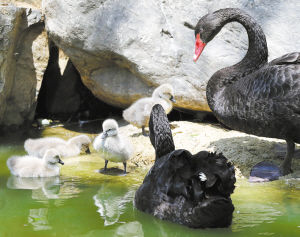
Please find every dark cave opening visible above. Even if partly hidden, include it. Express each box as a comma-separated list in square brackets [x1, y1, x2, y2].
[35, 42, 122, 123]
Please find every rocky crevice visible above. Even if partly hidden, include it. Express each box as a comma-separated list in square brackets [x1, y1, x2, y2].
[35, 42, 121, 121]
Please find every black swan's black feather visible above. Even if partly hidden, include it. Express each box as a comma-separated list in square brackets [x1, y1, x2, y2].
[269, 52, 300, 66]
[134, 104, 236, 228]
[195, 8, 300, 175]
[149, 104, 175, 159]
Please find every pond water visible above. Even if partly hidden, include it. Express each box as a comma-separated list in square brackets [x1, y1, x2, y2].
[0, 125, 299, 237]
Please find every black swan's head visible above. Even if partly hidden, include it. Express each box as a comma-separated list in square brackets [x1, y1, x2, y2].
[194, 8, 247, 62]
[193, 11, 226, 62]
[149, 104, 175, 159]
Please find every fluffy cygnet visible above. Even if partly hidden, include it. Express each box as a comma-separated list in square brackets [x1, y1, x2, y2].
[93, 119, 133, 173]
[7, 149, 64, 177]
[24, 134, 91, 158]
[122, 83, 176, 136]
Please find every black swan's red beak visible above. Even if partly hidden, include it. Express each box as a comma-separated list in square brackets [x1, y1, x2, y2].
[193, 33, 206, 62]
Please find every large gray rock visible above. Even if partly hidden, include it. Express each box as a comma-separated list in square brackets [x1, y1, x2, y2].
[43, 0, 300, 112]
[0, 6, 49, 127]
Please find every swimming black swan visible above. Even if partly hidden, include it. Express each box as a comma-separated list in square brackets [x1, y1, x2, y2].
[134, 104, 236, 228]
[193, 8, 300, 178]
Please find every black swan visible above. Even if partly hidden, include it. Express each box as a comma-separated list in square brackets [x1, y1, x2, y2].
[134, 104, 236, 228]
[193, 8, 300, 179]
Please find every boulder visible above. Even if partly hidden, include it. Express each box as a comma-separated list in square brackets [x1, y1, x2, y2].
[0, 6, 49, 128]
[43, 0, 300, 112]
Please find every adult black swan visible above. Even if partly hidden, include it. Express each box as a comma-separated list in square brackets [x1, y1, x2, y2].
[134, 104, 236, 228]
[193, 8, 300, 179]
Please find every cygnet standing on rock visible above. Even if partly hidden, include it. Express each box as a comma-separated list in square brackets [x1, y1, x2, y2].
[7, 148, 64, 177]
[123, 83, 176, 136]
[93, 119, 133, 174]
[24, 134, 91, 158]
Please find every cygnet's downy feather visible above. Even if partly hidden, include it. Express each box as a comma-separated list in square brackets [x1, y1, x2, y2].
[24, 134, 91, 158]
[93, 119, 133, 173]
[7, 148, 64, 178]
[122, 84, 175, 135]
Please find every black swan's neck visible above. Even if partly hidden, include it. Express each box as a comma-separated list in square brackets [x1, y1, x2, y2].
[149, 104, 175, 160]
[206, 8, 268, 108]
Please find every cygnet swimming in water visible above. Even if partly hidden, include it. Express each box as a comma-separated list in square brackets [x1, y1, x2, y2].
[24, 134, 91, 158]
[123, 83, 176, 136]
[7, 148, 64, 177]
[93, 119, 133, 174]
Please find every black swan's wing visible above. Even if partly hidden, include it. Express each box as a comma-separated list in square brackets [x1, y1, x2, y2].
[269, 52, 300, 66]
[248, 52, 300, 101]
[192, 151, 236, 197]
[149, 104, 175, 159]
[237, 65, 300, 101]
[231, 62, 300, 133]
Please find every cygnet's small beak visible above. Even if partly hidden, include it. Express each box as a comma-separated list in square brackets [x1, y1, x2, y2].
[170, 96, 176, 103]
[85, 146, 91, 154]
[58, 158, 64, 165]
[101, 131, 108, 139]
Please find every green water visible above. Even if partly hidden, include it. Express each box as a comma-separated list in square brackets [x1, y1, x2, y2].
[0, 127, 299, 237]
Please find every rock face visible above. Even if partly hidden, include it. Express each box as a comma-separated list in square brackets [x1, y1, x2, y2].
[43, 0, 300, 111]
[0, 6, 49, 128]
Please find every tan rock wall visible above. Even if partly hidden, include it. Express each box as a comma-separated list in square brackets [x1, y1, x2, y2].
[0, 6, 48, 127]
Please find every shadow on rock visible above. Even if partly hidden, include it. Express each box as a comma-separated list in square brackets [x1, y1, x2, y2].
[209, 136, 300, 178]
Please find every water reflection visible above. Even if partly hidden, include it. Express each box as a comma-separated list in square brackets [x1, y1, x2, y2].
[231, 180, 290, 233]
[28, 208, 52, 231]
[114, 221, 144, 237]
[233, 203, 282, 232]
[6, 175, 82, 202]
[7, 176, 61, 199]
[93, 184, 135, 226]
